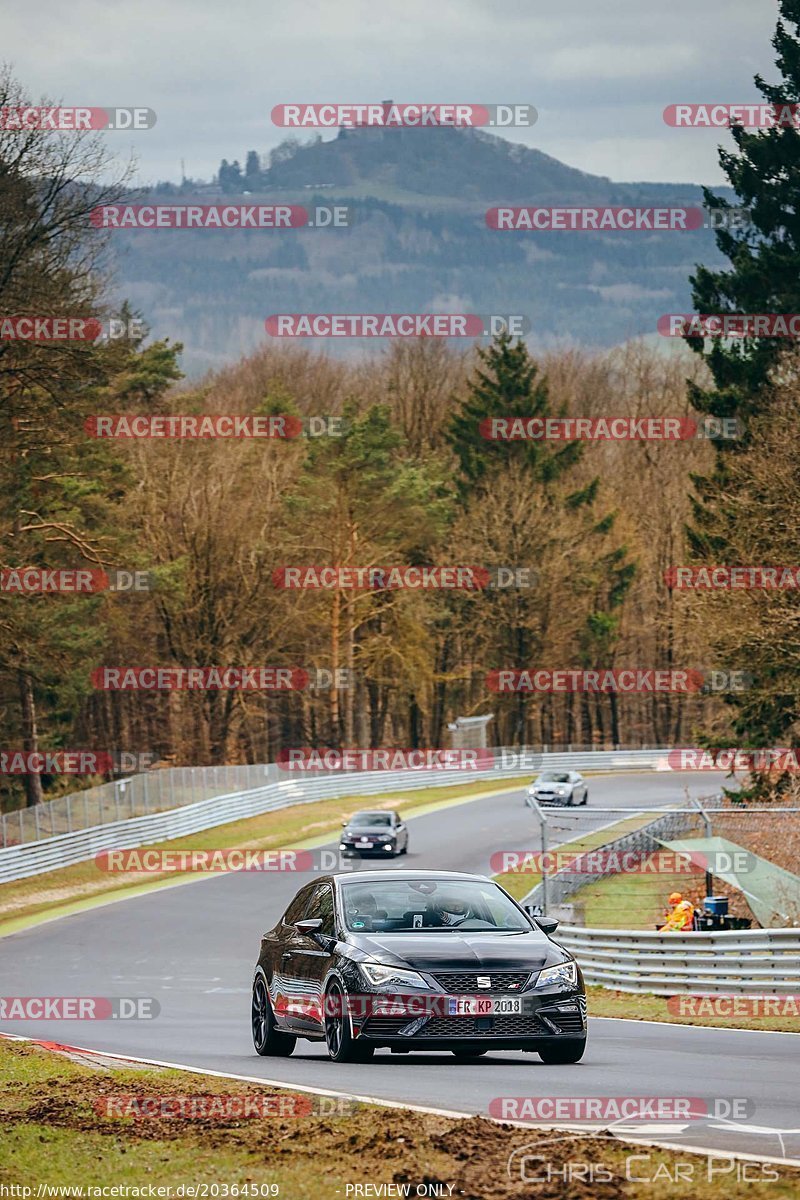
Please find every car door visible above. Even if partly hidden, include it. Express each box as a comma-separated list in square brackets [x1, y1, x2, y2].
[572, 772, 587, 802]
[269, 883, 316, 1030]
[280, 882, 338, 1035]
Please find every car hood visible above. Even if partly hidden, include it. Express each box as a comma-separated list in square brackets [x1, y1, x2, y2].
[343, 929, 565, 973]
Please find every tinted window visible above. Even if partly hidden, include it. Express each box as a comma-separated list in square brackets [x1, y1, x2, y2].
[304, 885, 336, 937]
[282, 886, 314, 926]
[349, 812, 392, 826]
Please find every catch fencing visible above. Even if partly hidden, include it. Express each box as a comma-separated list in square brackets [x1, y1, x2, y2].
[0, 746, 671, 883]
[520, 798, 800, 928]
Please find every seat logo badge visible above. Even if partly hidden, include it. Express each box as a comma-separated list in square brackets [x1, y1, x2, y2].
[477, 976, 492, 989]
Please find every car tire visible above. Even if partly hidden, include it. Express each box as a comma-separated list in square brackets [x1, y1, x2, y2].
[537, 1037, 586, 1064]
[582, 790, 589, 805]
[451, 1048, 488, 1059]
[324, 980, 374, 1062]
[251, 974, 296, 1057]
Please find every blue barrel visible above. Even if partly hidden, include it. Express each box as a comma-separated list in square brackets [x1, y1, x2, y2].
[704, 895, 729, 916]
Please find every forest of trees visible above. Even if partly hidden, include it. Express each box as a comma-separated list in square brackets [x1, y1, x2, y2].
[3, 0, 800, 811]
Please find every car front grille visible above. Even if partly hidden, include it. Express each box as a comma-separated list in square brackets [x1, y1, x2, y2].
[421, 1015, 540, 1037]
[432, 972, 532, 993]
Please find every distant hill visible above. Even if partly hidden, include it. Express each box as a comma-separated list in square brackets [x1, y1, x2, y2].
[113, 126, 731, 375]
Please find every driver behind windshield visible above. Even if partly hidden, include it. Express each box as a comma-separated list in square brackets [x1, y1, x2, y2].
[424, 893, 470, 927]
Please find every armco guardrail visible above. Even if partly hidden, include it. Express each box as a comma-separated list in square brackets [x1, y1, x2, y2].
[0, 745, 672, 849]
[557, 925, 800, 995]
[0, 747, 671, 884]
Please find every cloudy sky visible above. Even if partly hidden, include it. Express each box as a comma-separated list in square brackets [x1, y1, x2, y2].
[5, 0, 783, 186]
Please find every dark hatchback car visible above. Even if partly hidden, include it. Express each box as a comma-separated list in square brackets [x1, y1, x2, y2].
[339, 809, 409, 857]
[251, 870, 586, 1063]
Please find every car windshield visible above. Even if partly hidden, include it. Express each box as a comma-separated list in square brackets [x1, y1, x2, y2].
[536, 773, 570, 783]
[349, 812, 392, 826]
[340, 879, 531, 933]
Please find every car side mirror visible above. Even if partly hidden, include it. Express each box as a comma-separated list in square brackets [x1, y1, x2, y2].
[295, 918, 323, 934]
[536, 916, 559, 935]
[342, 820, 348, 827]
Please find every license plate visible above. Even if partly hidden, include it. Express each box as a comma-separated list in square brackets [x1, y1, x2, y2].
[357, 839, 371, 847]
[447, 996, 523, 1016]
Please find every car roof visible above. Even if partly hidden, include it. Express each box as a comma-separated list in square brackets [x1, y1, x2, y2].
[329, 869, 493, 886]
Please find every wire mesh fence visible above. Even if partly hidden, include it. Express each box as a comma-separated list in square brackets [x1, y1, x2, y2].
[0, 763, 279, 848]
[519, 798, 800, 930]
[0, 745, 671, 849]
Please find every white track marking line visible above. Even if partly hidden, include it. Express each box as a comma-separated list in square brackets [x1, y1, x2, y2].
[2, 1032, 798, 1168]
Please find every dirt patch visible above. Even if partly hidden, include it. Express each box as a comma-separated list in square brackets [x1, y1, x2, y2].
[3, 1039, 798, 1199]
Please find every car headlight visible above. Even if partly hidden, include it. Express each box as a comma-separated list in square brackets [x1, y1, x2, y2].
[360, 962, 429, 990]
[555, 786, 568, 794]
[534, 961, 578, 990]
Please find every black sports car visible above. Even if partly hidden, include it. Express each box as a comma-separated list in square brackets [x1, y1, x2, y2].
[251, 870, 587, 1063]
[339, 809, 409, 857]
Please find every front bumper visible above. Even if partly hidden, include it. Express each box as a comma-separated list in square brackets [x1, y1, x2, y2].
[530, 792, 571, 805]
[354, 993, 587, 1049]
[341, 842, 396, 855]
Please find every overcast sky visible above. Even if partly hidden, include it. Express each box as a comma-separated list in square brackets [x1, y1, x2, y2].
[5, 0, 784, 187]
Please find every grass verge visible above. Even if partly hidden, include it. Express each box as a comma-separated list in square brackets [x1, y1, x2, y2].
[2, 1038, 797, 1199]
[586, 986, 799, 1033]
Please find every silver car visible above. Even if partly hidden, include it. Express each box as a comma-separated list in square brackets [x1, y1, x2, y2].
[525, 771, 588, 807]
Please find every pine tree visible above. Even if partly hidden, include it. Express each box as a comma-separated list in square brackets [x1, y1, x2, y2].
[447, 332, 582, 492]
[688, 1, 800, 429]
[685, 2, 800, 755]
[245, 151, 261, 184]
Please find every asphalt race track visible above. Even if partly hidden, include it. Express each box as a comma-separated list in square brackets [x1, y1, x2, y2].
[2, 771, 799, 1164]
